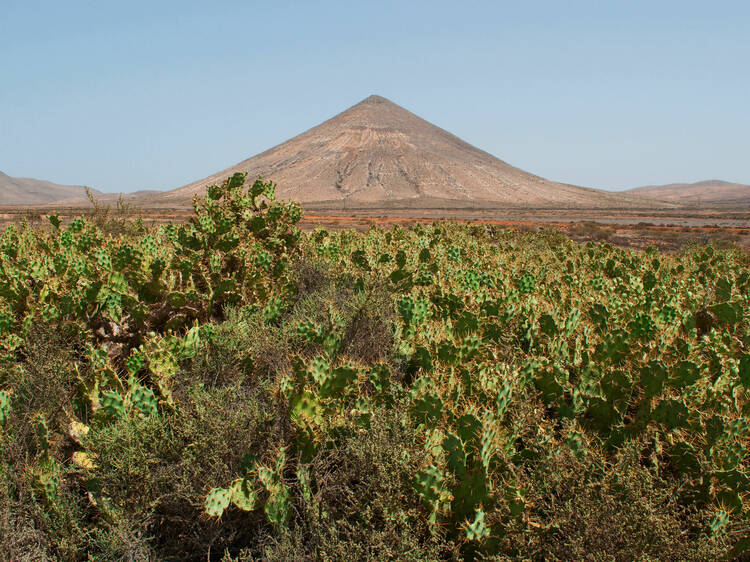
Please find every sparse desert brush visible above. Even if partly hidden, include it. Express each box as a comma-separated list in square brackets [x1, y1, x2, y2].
[569, 220, 612, 241]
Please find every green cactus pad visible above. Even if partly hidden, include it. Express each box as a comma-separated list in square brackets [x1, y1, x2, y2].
[205, 487, 231, 517]
[229, 478, 258, 511]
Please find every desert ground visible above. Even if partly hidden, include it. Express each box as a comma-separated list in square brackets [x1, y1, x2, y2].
[3, 204, 749, 251]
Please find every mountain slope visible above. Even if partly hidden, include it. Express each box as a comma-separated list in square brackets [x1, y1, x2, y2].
[0, 171, 98, 205]
[159, 95, 650, 209]
[627, 180, 750, 206]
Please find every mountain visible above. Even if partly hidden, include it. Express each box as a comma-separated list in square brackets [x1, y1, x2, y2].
[0, 171, 99, 206]
[158, 95, 650, 209]
[42, 189, 163, 208]
[627, 180, 750, 207]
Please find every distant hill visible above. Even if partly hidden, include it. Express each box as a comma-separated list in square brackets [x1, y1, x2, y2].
[45, 189, 163, 208]
[157, 95, 654, 210]
[0, 171, 99, 205]
[627, 180, 750, 207]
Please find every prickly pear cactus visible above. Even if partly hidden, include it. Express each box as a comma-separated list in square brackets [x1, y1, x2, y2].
[205, 487, 231, 518]
[229, 478, 258, 511]
[100, 391, 126, 420]
[34, 461, 60, 503]
[34, 413, 50, 457]
[0, 390, 10, 426]
[127, 378, 158, 417]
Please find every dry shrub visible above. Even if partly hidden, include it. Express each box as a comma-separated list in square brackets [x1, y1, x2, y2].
[84, 381, 286, 559]
[505, 443, 729, 560]
[569, 221, 612, 242]
[340, 286, 393, 364]
[254, 407, 454, 561]
[0, 325, 92, 560]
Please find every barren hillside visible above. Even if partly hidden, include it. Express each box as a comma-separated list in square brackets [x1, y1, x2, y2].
[0, 171, 98, 206]
[158, 95, 654, 209]
[627, 180, 750, 207]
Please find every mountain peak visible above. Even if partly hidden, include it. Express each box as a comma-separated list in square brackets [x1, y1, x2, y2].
[162, 97, 643, 209]
[692, 179, 734, 187]
[359, 94, 394, 105]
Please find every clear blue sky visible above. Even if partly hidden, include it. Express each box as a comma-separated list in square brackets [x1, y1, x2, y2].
[1, 0, 748, 193]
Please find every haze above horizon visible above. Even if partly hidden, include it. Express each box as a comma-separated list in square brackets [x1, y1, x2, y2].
[1, 0, 748, 193]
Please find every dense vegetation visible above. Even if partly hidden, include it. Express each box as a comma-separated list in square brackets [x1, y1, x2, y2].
[1, 173, 749, 560]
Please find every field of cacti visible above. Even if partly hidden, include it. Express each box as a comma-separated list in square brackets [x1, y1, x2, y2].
[1, 173, 749, 559]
